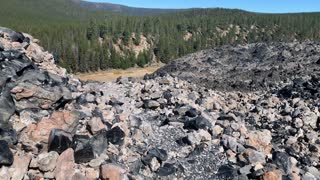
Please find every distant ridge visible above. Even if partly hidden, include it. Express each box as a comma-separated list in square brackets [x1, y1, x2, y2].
[71, 0, 186, 15]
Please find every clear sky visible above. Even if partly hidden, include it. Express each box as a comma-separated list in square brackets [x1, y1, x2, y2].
[86, 0, 320, 13]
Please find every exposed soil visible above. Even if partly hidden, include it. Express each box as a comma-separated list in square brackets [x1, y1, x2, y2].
[76, 65, 162, 82]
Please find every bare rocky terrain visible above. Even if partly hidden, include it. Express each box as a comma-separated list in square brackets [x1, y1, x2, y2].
[0, 27, 319, 180]
[150, 42, 320, 92]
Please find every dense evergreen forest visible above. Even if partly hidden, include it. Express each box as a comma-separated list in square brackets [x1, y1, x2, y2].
[1, 0, 320, 72]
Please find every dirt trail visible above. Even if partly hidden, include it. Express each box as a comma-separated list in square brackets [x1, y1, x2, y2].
[76, 66, 162, 82]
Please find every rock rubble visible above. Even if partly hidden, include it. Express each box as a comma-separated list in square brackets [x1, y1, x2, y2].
[0, 27, 319, 180]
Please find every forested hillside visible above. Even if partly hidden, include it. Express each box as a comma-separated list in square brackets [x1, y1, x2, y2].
[0, 0, 320, 72]
[71, 0, 184, 15]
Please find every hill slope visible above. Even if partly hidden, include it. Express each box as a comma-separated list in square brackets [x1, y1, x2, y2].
[71, 0, 184, 15]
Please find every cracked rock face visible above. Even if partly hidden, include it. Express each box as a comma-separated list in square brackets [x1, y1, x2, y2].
[0, 27, 319, 179]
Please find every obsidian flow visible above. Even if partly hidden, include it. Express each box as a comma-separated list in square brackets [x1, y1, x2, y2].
[48, 129, 73, 154]
[0, 140, 13, 166]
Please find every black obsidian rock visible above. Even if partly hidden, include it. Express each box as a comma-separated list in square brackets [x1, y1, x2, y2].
[184, 116, 212, 130]
[158, 163, 176, 176]
[0, 128, 17, 145]
[72, 135, 95, 163]
[108, 98, 124, 106]
[106, 126, 125, 145]
[76, 94, 87, 105]
[0, 140, 13, 166]
[0, 43, 4, 51]
[86, 126, 125, 157]
[148, 148, 168, 162]
[89, 130, 109, 156]
[273, 151, 292, 174]
[142, 148, 168, 166]
[48, 129, 73, 154]
[10, 31, 25, 43]
[217, 164, 238, 179]
[185, 108, 198, 117]
[0, 90, 15, 124]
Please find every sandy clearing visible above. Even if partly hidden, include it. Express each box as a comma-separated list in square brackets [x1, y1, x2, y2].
[76, 65, 162, 82]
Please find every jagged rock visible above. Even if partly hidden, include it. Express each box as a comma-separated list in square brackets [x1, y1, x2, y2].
[144, 100, 160, 109]
[89, 130, 109, 156]
[217, 164, 238, 179]
[263, 170, 283, 180]
[222, 135, 245, 153]
[37, 151, 59, 172]
[87, 117, 105, 134]
[9, 153, 32, 180]
[0, 166, 10, 180]
[0, 43, 4, 51]
[100, 164, 127, 180]
[186, 132, 202, 145]
[185, 108, 199, 117]
[239, 165, 252, 175]
[184, 116, 212, 130]
[71, 172, 87, 180]
[302, 111, 318, 129]
[72, 135, 95, 164]
[149, 157, 161, 172]
[0, 140, 13, 166]
[246, 130, 272, 154]
[129, 115, 142, 128]
[239, 148, 266, 164]
[0, 90, 15, 125]
[85, 168, 100, 179]
[143, 148, 168, 164]
[108, 98, 124, 106]
[0, 128, 17, 145]
[105, 126, 125, 145]
[273, 151, 293, 175]
[48, 129, 73, 154]
[54, 148, 75, 180]
[157, 163, 176, 177]
[29, 110, 79, 142]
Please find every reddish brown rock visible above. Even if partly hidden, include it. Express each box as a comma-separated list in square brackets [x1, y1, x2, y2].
[85, 168, 99, 180]
[263, 170, 283, 180]
[28, 111, 79, 142]
[54, 148, 75, 180]
[246, 130, 272, 154]
[10, 86, 35, 100]
[100, 164, 127, 180]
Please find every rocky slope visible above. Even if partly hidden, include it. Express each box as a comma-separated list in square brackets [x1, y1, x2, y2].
[0, 27, 319, 180]
[151, 42, 320, 92]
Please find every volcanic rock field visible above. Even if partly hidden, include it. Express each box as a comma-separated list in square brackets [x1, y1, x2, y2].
[0, 27, 319, 180]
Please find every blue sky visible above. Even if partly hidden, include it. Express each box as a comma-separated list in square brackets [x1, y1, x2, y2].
[86, 0, 320, 13]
